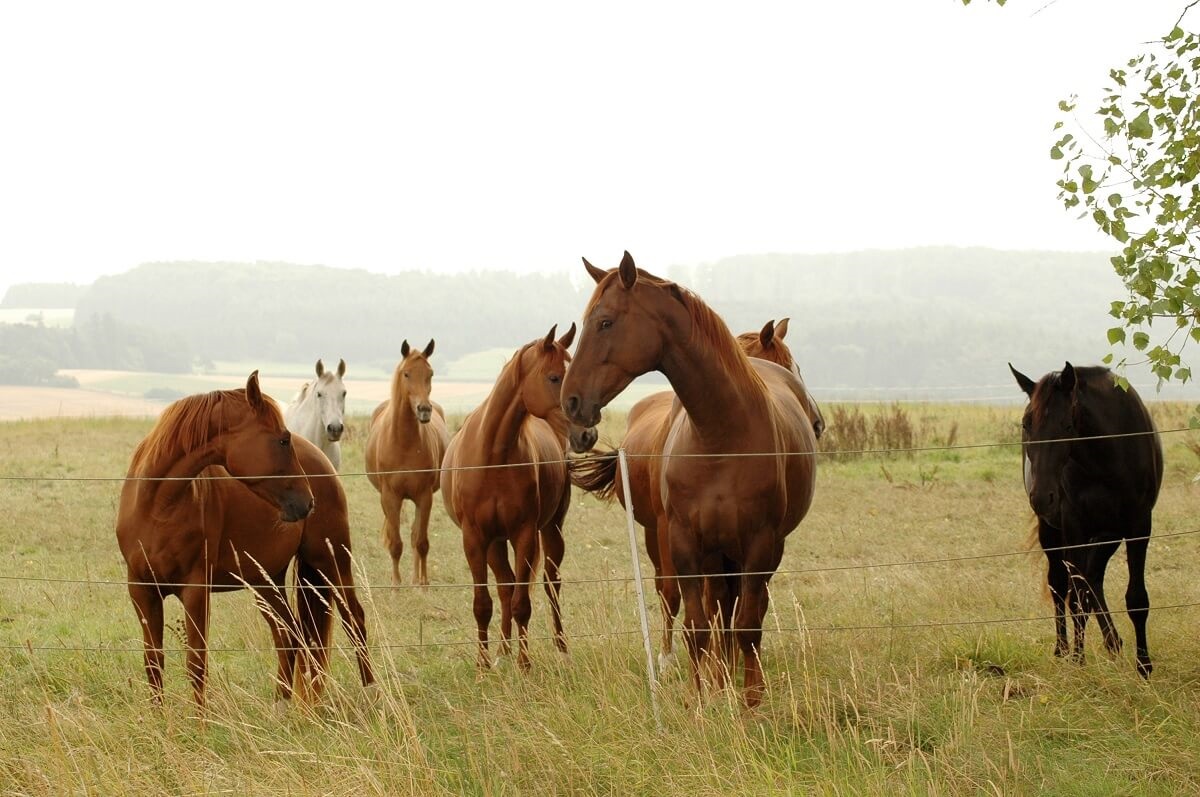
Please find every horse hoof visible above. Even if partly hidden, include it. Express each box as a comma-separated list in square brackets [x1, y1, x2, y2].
[658, 651, 677, 672]
[362, 682, 381, 706]
[1137, 659, 1153, 679]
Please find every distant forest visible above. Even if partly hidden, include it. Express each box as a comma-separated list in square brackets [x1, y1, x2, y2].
[1, 249, 1132, 391]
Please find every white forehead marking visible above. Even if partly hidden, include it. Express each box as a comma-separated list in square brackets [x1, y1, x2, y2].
[1023, 454, 1033, 496]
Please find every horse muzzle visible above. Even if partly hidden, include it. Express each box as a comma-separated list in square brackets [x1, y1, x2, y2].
[563, 394, 601, 428]
[416, 405, 433, 424]
[569, 425, 598, 454]
[280, 494, 316, 523]
[325, 422, 344, 442]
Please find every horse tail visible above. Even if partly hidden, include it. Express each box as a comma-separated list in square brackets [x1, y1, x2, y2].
[569, 449, 620, 501]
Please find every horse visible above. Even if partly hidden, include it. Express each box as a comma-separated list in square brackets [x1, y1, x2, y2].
[116, 372, 375, 708]
[365, 340, 450, 586]
[441, 324, 578, 670]
[1010, 362, 1162, 677]
[571, 317, 824, 670]
[563, 252, 817, 707]
[284, 358, 348, 470]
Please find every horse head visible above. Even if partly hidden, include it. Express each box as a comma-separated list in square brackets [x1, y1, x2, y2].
[516, 323, 577, 436]
[221, 371, 315, 522]
[1010, 361, 1085, 521]
[398, 339, 437, 423]
[312, 358, 348, 443]
[564, 251, 685, 427]
[737, 318, 826, 440]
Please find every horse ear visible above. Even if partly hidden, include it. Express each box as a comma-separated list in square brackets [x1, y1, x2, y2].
[582, 257, 607, 284]
[557, 321, 577, 350]
[543, 324, 559, 352]
[423, 339, 435, 358]
[774, 317, 790, 340]
[336, 358, 346, 378]
[1009, 363, 1036, 396]
[401, 340, 411, 358]
[246, 370, 265, 411]
[315, 359, 325, 378]
[1061, 361, 1076, 392]
[759, 320, 776, 349]
[618, 251, 638, 289]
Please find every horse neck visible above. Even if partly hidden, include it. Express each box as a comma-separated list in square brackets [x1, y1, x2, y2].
[130, 441, 222, 513]
[659, 302, 770, 445]
[476, 360, 533, 464]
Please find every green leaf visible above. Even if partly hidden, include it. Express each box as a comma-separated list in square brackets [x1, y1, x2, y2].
[1108, 327, 1127, 345]
[1102, 353, 1114, 364]
[1176, 367, 1191, 382]
[1128, 109, 1153, 139]
[1107, 193, 1122, 207]
[1050, 146, 1064, 160]
[1058, 99, 1075, 112]
[1133, 331, 1151, 350]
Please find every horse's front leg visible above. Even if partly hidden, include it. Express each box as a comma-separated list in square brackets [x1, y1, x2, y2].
[486, 537, 515, 658]
[511, 525, 540, 671]
[668, 519, 708, 698]
[180, 584, 211, 709]
[1083, 539, 1123, 657]
[463, 529, 494, 670]
[736, 537, 782, 709]
[1125, 526, 1153, 678]
[1039, 520, 1070, 658]
[411, 490, 434, 588]
[128, 579, 165, 704]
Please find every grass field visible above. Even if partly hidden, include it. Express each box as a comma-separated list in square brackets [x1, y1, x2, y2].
[2, 403, 1200, 795]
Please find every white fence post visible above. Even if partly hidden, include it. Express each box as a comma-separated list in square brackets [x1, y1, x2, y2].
[618, 447, 662, 730]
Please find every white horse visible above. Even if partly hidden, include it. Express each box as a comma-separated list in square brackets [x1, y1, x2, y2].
[284, 358, 348, 470]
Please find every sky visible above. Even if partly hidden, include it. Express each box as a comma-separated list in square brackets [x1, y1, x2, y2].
[0, 0, 1189, 299]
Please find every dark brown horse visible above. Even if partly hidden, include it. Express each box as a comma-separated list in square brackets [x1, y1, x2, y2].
[366, 339, 450, 586]
[441, 324, 578, 670]
[116, 372, 374, 708]
[564, 253, 817, 707]
[572, 318, 824, 669]
[1010, 362, 1162, 677]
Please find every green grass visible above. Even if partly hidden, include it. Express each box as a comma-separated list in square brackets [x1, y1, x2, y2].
[1, 404, 1199, 794]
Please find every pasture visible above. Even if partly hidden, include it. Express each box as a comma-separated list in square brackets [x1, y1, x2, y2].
[2, 402, 1200, 795]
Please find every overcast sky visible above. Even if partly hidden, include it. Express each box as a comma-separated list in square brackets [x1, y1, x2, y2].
[0, 0, 1187, 299]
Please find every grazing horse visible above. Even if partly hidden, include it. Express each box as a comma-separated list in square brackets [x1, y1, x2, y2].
[366, 340, 450, 586]
[441, 324, 577, 670]
[563, 252, 817, 707]
[1010, 362, 1162, 677]
[116, 372, 375, 708]
[284, 358, 348, 470]
[572, 318, 824, 669]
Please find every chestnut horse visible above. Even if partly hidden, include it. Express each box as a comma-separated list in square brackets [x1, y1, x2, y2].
[116, 372, 374, 708]
[572, 318, 824, 669]
[563, 253, 817, 707]
[366, 340, 450, 586]
[284, 358, 348, 470]
[441, 324, 577, 670]
[1010, 362, 1162, 677]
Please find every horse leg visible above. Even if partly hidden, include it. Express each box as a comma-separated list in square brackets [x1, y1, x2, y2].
[542, 488, 570, 654]
[669, 519, 708, 697]
[650, 511, 681, 669]
[1064, 552, 1088, 665]
[702, 570, 734, 691]
[736, 539, 782, 708]
[511, 526, 539, 671]
[252, 573, 300, 705]
[1083, 539, 1123, 657]
[463, 529, 494, 670]
[180, 584, 211, 709]
[411, 490, 434, 588]
[1125, 530, 1152, 678]
[128, 581, 165, 703]
[381, 488, 405, 586]
[1040, 521, 1070, 658]
[486, 538, 515, 658]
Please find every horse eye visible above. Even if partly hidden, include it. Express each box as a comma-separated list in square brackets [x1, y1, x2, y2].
[549, 374, 561, 384]
[316, 392, 323, 399]
[341, 391, 347, 399]
[599, 319, 613, 330]
[279, 436, 290, 447]
[403, 373, 410, 379]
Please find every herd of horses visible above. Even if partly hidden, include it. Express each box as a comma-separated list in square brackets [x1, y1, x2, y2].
[113, 252, 1164, 712]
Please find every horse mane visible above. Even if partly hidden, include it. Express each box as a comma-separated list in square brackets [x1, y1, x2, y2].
[1029, 366, 1115, 424]
[131, 389, 279, 475]
[734, 330, 796, 372]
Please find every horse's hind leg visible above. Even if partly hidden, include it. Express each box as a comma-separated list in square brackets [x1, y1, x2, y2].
[411, 491, 433, 587]
[542, 488, 570, 654]
[510, 525, 539, 671]
[1125, 529, 1152, 678]
[128, 580, 166, 703]
[487, 537, 515, 657]
[648, 512, 681, 667]
[180, 584, 211, 708]
[253, 574, 301, 705]
[1083, 539, 1123, 657]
